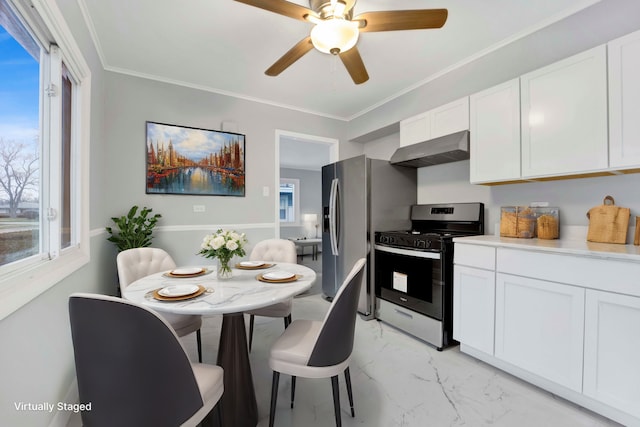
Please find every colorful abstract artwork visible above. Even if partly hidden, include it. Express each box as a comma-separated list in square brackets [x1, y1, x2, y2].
[146, 121, 245, 196]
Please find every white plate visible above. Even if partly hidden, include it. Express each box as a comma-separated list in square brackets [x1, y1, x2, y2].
[170, 267, 204, 276]
[263, 271, 295, 280]
[239, 261, 264, 267]
[158, 284, 200, 297]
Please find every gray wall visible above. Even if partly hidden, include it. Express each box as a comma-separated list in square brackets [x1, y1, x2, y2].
[101, 72, 349, 262]
[3, 0, 640, 425]
[279, 167, 322, 240]
[0, 0, 112, 425]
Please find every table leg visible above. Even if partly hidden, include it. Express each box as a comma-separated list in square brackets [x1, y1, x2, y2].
[217, 313, 258, 427]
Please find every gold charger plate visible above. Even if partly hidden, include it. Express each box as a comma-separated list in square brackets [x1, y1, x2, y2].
[235, 262, 275, 270]
[163, 268, 210, 278]
[153, 285, 207, 301]
[256, 273, 302, 283]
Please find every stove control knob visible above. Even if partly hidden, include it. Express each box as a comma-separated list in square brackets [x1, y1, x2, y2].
[425, 240, 432, 248]
[415, 240, 425, 249]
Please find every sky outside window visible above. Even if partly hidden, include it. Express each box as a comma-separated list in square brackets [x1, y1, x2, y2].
[0, 25, 39, 147]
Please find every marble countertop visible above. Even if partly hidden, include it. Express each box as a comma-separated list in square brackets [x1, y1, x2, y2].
[122, 262, 316, 315]
[453, 234, 640, 262]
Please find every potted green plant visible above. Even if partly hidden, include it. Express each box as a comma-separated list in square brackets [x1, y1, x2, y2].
[105, 205, 162, 252]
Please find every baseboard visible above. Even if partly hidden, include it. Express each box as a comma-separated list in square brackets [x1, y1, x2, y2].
[47, 379, 78, 427]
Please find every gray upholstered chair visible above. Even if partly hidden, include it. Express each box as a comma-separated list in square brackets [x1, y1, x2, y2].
[268, 258, 367, 427]
[68, 293, 223, 427]
[116, 247, 203, 362]
[246, 238, 297, 351]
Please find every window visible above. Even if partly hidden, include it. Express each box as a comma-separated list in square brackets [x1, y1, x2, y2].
[279, 178, 300, 225]
[0, 0, 90, 320]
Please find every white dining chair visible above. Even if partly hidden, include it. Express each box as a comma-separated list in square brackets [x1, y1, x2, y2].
[68, 293, 224, 427]
[116, 247, 203, 362]
[245, 238, 297, 351]
[268, 258, 367, 427]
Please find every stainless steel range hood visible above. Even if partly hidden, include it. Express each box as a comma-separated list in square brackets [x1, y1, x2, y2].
[390, 130, 470, 168]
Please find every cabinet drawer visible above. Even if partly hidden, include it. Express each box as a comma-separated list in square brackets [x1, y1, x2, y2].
[377, 299, 444, 348]
[497, 248, 640, 297]
[454, 244, 495, 270]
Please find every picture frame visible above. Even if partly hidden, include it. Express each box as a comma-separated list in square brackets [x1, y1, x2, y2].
[145, 121, 245, 196]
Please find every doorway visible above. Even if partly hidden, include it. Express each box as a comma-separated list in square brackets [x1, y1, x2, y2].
[274, 130, 338, 241]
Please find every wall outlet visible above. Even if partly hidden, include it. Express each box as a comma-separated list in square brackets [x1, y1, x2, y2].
[193, 205, 205, 213]
[530, 202, 549, 207]
[263, 186, 269, 197]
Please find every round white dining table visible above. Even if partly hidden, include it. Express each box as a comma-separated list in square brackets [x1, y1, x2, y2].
[122, 262, 316, 427]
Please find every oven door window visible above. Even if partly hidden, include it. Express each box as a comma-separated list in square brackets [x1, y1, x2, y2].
[375, 248, 443, 320]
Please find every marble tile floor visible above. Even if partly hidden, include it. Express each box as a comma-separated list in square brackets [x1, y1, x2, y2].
[68, 257, 621, 427]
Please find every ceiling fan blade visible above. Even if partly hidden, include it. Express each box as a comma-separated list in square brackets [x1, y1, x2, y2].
[355, 9, 448, 32]
[234, 0, 315, 22]
[339, 47, 369, 85]
[265, 37, 314, 76]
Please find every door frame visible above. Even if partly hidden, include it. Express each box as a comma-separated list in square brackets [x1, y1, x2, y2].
[274, 130, 339, 238]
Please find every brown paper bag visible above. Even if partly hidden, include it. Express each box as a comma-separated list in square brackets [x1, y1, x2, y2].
[586, 196, 630, 244]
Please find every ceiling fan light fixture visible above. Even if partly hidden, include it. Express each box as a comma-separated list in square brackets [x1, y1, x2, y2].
[310, 18, 359, 55]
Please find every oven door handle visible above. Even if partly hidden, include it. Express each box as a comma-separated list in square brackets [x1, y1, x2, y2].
[374, 244, 441, 259]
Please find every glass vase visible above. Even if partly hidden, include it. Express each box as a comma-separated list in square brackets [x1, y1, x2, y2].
[217, 259, 233, 280]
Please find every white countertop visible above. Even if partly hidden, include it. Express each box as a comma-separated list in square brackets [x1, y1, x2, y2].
[453, 234, 640, 262]
[122, 262, 316, 315]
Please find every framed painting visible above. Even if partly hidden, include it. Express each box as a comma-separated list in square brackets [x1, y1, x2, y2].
[145, 121, 245, 196]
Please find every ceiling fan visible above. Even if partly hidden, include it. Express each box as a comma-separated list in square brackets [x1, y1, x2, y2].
[234, 0, 448, 84]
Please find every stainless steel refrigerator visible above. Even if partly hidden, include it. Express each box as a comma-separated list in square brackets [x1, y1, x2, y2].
[322, 155, 417, 318]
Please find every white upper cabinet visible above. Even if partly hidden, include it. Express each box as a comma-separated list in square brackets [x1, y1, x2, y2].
[430, 97, 469, 139]
[520, 45, 608, 178]
[399, 112, 431, 147]
[469, 79, 521, 183]
[609, 29, 640, 169]
[399, 97, 469, 147]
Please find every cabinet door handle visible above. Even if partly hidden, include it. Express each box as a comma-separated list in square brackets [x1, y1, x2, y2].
[400, 297, 408, 302]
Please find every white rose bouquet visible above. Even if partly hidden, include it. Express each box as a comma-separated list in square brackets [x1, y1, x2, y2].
[198, 229, 248, 278]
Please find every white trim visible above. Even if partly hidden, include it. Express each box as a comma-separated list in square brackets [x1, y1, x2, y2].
[92, 222, 275, 238]
[274, 130, 339, 239]
[346, 1, 602, 121]
[105, 65, 349, 122]
[0, 0, 92, 321]
[75, 0, 599, 121]
[47, 379, 78, 427]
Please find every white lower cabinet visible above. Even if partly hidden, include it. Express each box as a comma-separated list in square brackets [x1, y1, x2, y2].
[584, 290, 640, 418]
[454, 241, 640, 425]
[495, 273, 585, 392]
[453, 266, 495, 354]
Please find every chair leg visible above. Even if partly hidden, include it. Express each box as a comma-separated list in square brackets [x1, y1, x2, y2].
[291, 376, 296, 408]
[196, 329, 202, 363]
[249, 314, 255, 352]
[215, 401, 223, 427]
[269, 371, 280, 427]
[344, 367, 355, 417]
[284, 314, 292, 329]
[331, 375, 342, 427]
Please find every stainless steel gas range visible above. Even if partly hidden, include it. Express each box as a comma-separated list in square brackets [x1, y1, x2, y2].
[374, 203, 484, 350]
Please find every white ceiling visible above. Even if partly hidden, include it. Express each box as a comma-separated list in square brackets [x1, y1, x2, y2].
[78, 0, 600, 121]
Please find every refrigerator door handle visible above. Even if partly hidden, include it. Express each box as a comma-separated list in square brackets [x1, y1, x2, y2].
[329, 178, 339, 256]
